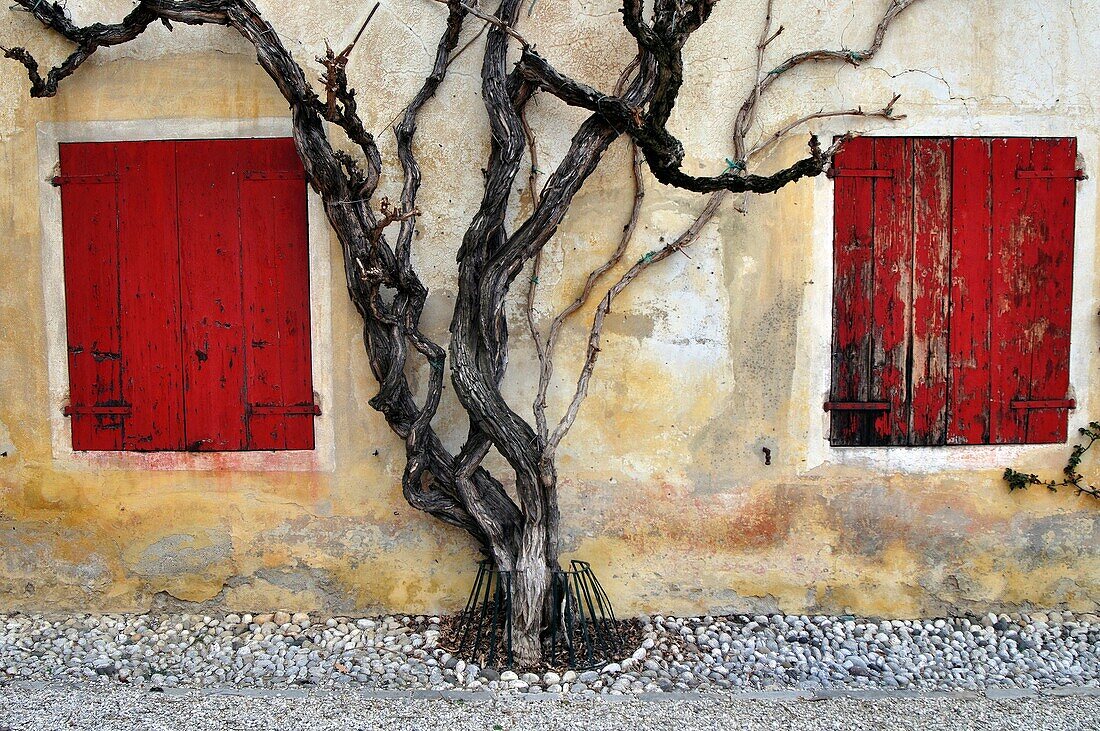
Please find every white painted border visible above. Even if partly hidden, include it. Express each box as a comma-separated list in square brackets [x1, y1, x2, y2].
[793, 111, 1098, 474]
[37, 118, 336, 472]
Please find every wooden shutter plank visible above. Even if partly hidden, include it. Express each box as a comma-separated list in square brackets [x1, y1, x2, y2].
[239, 138, 315, 451]
[990, 138, 1037, 444]
[1023, 138, 1076, 443]
[59, 143, 124, 450]
[116, 141, 186, 451]
[946, 138, 994, 444]
[829, 137, 876, 445]
[176, 140, 248, 451]
[869, 137, 913, 445]
[240, 140, 286, 451]
[909, 138, 952, 445]
[269, 140, 314, 451]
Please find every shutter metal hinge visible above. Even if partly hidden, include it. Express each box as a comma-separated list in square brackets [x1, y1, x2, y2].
[243, 170, 305, 181]
[1016, 169, 1086, 180]
[51, 173, 120, 187]
[827, 169, 894, 179]
[823, 401, 891, 412]
[1010, 399, 1076, 410]
[63, 404, 132, 416]
[248, 403, 322, 416]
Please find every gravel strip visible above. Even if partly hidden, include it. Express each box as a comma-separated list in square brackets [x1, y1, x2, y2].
[1, 684, 1098, 731]
[1, 611, 1097, 695]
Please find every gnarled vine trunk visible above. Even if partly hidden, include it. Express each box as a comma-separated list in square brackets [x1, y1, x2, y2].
[5, 0, 924, 666]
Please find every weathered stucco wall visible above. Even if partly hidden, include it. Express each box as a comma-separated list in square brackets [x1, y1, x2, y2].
[0, 0, 1097, 617]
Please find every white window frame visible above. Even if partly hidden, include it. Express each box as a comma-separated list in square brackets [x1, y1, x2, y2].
[37, 118, 336, 472]
[792, 114, 1097, 474]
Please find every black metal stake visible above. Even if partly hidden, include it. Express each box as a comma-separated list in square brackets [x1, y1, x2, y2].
[455, 560, 623, 670]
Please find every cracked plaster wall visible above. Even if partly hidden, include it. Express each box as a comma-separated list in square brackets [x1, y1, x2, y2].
[0, 0, 1097, 616]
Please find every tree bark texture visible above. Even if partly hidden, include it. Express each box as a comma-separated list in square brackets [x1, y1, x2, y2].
[5, 0, 924, 665]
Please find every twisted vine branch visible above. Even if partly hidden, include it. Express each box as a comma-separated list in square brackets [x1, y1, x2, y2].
[517, 0, 920, 194]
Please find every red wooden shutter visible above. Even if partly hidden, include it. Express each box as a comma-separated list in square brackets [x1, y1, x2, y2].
[175, 138, 314, 451]
[829, 137, 934, 446]
[61, 138, 315, 452]
[117, 141, 187, 450]
[176, 140, 249, 451]
[869, 137, 916, 445]
[908, 139, 953, 445]
[60, 141, 187, 451]
[238, 138, 315, 450]
[988, 138, 1077, 444]
[829, 136, 876, 445]
[947, 138, 995, 444]
[831, 136, 1078, 447]
[59, 144, 125, 450]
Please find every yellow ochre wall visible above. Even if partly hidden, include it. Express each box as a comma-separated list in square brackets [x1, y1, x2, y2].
[0, 0, 1097, 616]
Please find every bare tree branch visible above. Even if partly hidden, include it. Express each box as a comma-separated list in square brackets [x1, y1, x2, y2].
[518, 0, 923, 194]
[521, 103, 549, 442]
[516, 45, 829, 194]
[2, 1, 157, 97]
[732, 0, 919, 165]
[748, 94, 904, 159]
[526, 60, 644, 445]
[732, 0, 778, 161]
[541, 144, 644, 453]
[431, 0, 530, 49]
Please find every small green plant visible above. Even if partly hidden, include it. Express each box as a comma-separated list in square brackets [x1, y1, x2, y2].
[1004, 421, 1100, 499]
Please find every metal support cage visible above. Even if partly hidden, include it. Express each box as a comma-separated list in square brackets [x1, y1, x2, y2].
[455, 560, 624, 670]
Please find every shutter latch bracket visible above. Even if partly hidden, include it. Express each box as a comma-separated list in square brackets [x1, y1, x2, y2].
[62, 404, 132, 416]
[827, 169, 894, 179]
[1010, 399, 1076, 410]
[1015, 169, 1086, 180]
[823, 401, 891, 412]
[51, 174, 120, 187]
[248, 403, 322, 416]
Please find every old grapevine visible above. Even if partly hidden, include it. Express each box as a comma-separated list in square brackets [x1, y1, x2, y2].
[5, 0, 923, 664]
